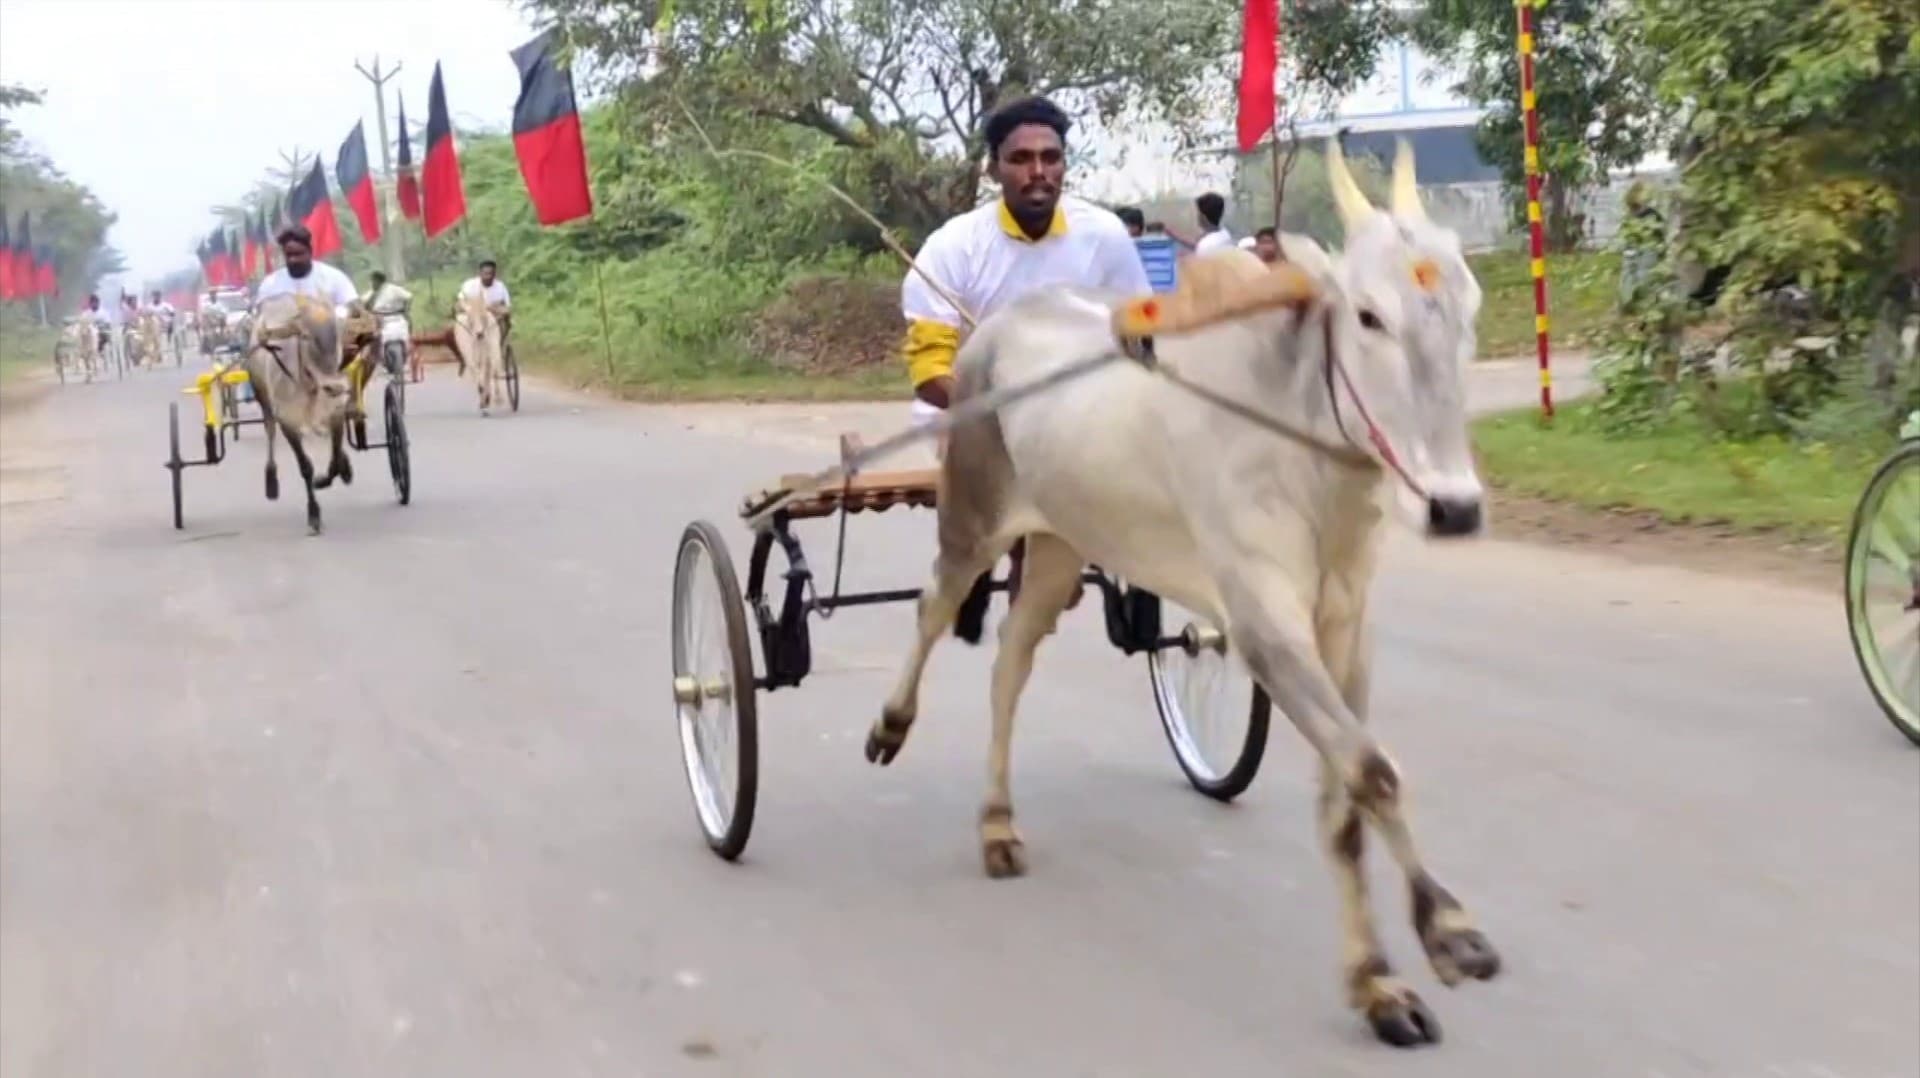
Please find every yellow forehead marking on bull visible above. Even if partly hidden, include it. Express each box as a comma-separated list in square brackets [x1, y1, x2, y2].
[1411, 259, 1441, 293]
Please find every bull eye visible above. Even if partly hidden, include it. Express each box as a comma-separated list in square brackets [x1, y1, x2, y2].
[1358, 309, 1386, 332]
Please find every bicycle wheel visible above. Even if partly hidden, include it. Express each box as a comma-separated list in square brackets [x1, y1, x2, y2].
[672, 520, 760, 860]
[1845, 441, 1920, 745]
[504, 341, 520, 412]
[1148, 599, 1271, 800]
[384, 382, 411, 506]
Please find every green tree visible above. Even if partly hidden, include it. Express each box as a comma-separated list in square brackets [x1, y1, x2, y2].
[1413, 0, 1657, 251]
[524, 0, 1401, 246]
[1598, 0, 1919, 439]
[1, 83, 120, 307]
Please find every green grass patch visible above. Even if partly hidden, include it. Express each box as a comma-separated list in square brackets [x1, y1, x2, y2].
[1467, 249, 1619, 360]
[1473, 400, 1888, 542]
[0, 319, 59, 388]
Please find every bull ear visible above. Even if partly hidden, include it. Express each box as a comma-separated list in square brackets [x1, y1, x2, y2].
[1325, 138, 1374, 230]
[1391, 138, 1426, 221]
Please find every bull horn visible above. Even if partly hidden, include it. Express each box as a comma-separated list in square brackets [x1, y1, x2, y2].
[1325, 137, 1374, 229]
[1391, 137, 1426, 220]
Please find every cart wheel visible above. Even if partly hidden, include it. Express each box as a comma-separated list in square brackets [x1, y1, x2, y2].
[166, 401, 185, 530]
[384, 382, 411, 506]
[673, 520, 760, 860]
[1148, 601, 1271, 800]
[504, 342, 521, 412]
[1845, 440, 1920, 745]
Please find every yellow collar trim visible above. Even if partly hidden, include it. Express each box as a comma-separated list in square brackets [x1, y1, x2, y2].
[998, 200, 1069, 243]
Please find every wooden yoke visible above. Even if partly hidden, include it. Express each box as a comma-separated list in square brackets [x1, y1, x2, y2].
[1111, 255, 1318, 340]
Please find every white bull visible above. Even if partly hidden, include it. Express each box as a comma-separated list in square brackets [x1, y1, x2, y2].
[870, 141, 1498, 1047]
[453, 291, 504, 415]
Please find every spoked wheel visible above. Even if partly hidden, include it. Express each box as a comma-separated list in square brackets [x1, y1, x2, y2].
[166, 401, 185, 530]
[504, 341, 520, 412]
[1149, 600, 1272, 800]
[1845, 441, 1920, 745]
[383, 382, 411, 506]
[672, 520, 760, 860]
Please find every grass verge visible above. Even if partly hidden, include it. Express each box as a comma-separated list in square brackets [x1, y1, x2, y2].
[1473, 400, 1888, 544]
[1467, 249, 1619, 359]
[0, 321, 59, 389]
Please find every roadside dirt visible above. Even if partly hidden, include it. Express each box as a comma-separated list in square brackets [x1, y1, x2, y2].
[1487, 488, 1840, 593]
[0, 372, 65, 512]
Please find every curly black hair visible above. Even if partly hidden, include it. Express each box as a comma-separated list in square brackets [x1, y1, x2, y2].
[983, 95, 1070, 160]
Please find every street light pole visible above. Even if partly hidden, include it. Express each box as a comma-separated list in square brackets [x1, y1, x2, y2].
[354, 55, 407, 281]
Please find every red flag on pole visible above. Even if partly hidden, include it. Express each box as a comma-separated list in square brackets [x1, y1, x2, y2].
[0, 213, 13, 300]
[260, 204, 277, 272]
[1236, 0, 1279, 153]
[290, 160, 345, 259]
[395, 92, 422, 222]
[421, 62, 468, 239]
[242, 211, 261, 280]
[12, 212, 33, 299]
[509, 29, 594, 225]
[336, 120, 383, 244]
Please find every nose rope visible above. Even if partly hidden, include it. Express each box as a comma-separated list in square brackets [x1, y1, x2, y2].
[1319, 312, 1429, 501]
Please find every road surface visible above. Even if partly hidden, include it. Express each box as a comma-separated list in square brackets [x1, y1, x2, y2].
[2, 358, 1914, 1078]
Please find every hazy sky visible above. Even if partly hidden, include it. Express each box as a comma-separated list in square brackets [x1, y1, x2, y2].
[0, 0, 541, 287]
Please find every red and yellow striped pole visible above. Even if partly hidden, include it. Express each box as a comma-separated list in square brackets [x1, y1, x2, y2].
[1515, 0, 1553, 419]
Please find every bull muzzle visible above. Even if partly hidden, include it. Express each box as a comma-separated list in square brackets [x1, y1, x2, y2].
[1425, 495, 1483, 538]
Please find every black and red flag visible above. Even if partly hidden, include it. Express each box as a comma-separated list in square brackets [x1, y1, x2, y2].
[0, 212, 12, 301]
[15, 213, 36, 297]
[509, 29, 593, 226]
[336, 120, 383, 245]
[421, 62, 467, 239]
[255, 210, 275, 273]
[33, 245, 55, 298]
[289, 159, 344, 258]
[394, 92, 421, 222]
[229, 227, 246, 281]
[208, 228, 232, 286]
[241, 210, 261, 280]
[195, 238, 211, 285]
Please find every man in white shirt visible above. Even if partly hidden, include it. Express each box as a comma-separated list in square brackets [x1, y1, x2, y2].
[1191, 191, 1233, 255]
[145, 290, 177, 335]
[254, 225, 361, 314]
[458, 259, 512, 338]
[363, 270, 415, 377]
[900, 94, 1150, 428]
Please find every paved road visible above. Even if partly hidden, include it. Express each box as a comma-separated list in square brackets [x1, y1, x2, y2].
[2, 358, 1914, 1078]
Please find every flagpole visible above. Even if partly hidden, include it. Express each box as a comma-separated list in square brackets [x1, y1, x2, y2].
[354, 55, 407, 282]
[594, 261, 616, 386]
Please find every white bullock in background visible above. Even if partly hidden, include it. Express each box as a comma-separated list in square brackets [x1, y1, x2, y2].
[452, 291, 504, 415]
[870, 141, 1498, 1047]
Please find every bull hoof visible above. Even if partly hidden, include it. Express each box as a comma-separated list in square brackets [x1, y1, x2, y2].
[307, 507, 323, 535]
[265, 469, 279, 501]
[1365, 985, 1441, 1048]
[337, 456, 354, 486]
[313, 474, 334, 490]
[981, 835, 1026, 878]
[1424, 925, 1501, 987]
[863, 708, 913, 766]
